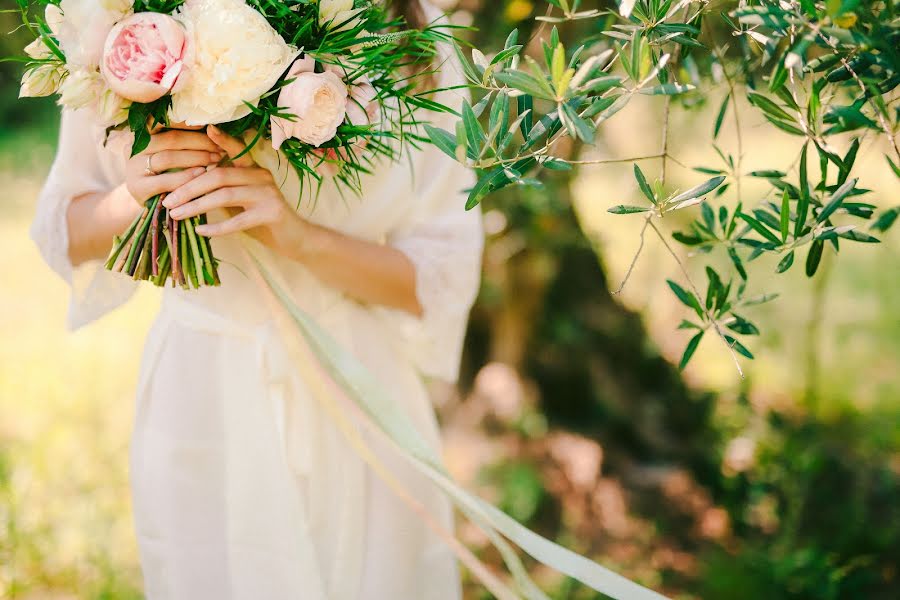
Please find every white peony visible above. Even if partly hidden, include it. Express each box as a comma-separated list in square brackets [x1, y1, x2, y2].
[59, 69, 130, 126]
[24, 37, 52, 60]
[56, 0, 134, 67]
[19, 63, 65, 98]
[170, 0, 298, 125]
[44, 3, 65, 35]
[318, 0, 364, 31]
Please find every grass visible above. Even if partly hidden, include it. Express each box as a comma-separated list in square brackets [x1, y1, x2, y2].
[0, 121, 155, 599]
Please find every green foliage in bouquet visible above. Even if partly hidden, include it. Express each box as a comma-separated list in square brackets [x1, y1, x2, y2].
[431, 0, 900, 374]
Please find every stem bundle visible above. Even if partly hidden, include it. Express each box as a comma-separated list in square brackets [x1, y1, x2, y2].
[105, 194, 220, 289]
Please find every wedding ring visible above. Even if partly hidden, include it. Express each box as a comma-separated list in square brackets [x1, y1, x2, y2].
[145, 154, 158, 176]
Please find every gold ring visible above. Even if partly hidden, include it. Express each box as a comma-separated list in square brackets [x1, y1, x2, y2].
[145, 154, 158, 176]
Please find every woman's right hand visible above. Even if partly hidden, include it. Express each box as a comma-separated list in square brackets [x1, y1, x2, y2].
[125, 129, 225, 206]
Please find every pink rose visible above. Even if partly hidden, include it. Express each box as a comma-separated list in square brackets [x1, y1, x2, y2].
[272, 57, 349, 149]
[101, 12, 187, 104]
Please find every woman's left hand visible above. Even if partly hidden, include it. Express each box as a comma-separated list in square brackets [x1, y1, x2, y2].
[163, 125, 311, 254]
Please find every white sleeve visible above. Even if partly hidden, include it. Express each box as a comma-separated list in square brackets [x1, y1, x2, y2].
[375, 32, 484, 383]
[30, 109, 137, 329]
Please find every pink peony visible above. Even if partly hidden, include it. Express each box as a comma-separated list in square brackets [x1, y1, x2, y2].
[101, 12, 187, 104]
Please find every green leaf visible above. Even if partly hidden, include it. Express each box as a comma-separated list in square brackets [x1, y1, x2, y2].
[491, 46, 523, 66]
[805, 239, 824, 277]
[747, 91, 794, 121]
[713, 93, 730, 139]
[679, 331, 704, 370]
[633, 164, 656, 204]
[668, 176, 726, 205]
[540, 157, 573, 171]
[817, 178, 857, 223]
[749, 170, 787, 179]
[559, 102, 595, 143]
[517, 95, 534, 137]
[739, 212, 782, 244]
[495, 71, 555, 100]
[727, 316, 760, 336]
[776, 250, 795, 273]
[466, 168, 512, 210]
[740, 294, 778, 310]
[838, 229, 880, 243]
[461, 101, 486, 152]
[780, 189, 790, 241]
[128, 103, 153, 157]
[870, 207, 900, 232]
[638, 83, 695, 95]
[796, 144, 810, 236]
[729, 247, 747, 280]
[608, 205, 650, 214]
[725, 336, 754, 360]
[424, 125, 459, 162]
[667, 280, 704, 319]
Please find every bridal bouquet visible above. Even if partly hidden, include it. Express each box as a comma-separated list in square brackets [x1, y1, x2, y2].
[15, 0, 451, 288]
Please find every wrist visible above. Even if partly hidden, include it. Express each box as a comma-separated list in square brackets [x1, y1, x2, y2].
[272, 209, 327, 263]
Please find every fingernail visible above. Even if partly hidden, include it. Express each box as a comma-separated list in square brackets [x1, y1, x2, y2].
[169, 208, 183, 219]
[162, 198, 174, 209]
[208, 125, 220, 135]
[195, 226, 208, 236]
[209, 152, 222, 162]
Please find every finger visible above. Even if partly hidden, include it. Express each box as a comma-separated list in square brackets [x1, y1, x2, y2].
[150, 121, 205, 134]
[146, 130, 222, 154]
[169, 186, 252, 221]
[163, 167, 272, 209]
[147, 149, 225, 172]
[208, 125, 256, 168]
[196, 210, 267, 237]
[141, 167, 208, 200]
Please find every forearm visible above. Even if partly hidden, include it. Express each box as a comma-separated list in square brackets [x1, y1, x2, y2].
[67, 184, 142, 266]
[275, 220, 423, 317]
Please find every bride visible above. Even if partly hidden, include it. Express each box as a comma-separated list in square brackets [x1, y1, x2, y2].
[32, 1, 483, 597]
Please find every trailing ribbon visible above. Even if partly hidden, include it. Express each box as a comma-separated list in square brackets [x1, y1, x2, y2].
[245, 243, 669, 600]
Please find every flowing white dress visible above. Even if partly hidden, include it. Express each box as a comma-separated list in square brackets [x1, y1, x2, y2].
[30, 39, 482, 599]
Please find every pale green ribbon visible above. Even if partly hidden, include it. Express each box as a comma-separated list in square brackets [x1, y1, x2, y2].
[247, 249, 669, 600]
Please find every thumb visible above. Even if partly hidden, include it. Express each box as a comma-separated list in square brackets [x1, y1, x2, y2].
[207, 125, 256, 168]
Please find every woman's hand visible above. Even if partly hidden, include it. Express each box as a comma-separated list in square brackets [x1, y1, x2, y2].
[163, 125, 422, 315]
[162, 125, 312, 253]
[125, 129, 225, 206]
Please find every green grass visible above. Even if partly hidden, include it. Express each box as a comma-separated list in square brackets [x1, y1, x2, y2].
[0, 119, 155, 599]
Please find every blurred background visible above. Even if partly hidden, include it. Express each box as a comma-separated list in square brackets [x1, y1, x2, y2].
[2, 1, 899, 599]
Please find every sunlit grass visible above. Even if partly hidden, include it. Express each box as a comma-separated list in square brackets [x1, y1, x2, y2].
[0, 138, 156, 598]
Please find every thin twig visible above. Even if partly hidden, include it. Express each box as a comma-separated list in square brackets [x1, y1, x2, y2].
[648, 219, 745, 378]
[613, 213, 652, 295]
[661, 95, 672, 185]
[713, 46, 744, 203]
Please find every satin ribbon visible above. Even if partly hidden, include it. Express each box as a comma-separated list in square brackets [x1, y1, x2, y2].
[243, 243, 670, 600]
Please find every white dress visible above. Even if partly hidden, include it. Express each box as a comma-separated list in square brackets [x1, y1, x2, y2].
[30, 42, 482, 599]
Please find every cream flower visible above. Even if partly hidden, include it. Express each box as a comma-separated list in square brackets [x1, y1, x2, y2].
[170, 0, 298, 125]
[59, 69, 130, 126]
[318, 0, 364, 31]
[57, 0, 134, 67]
[19, 63, 64, 98]
[24, 38, 51, 60]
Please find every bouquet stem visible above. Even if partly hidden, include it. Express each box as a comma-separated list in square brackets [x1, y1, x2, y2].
[106, 195, 220, 289]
